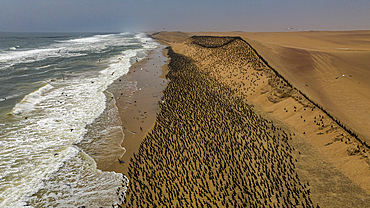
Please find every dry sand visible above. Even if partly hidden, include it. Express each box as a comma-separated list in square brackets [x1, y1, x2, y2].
[110, 32, 370, 208]
[193, 30, 370, 145]
[245, 31, 370, 146]
[184, 31, 370, 196]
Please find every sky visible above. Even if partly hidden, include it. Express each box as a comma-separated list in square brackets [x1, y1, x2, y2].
[0, 0, 369, 32]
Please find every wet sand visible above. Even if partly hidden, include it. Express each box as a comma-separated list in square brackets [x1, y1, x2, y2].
[112, 34, 370, 207]
[105, 45, 169, 174]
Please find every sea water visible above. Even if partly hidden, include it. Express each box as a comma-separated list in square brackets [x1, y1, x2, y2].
[0, 32, 158, 207]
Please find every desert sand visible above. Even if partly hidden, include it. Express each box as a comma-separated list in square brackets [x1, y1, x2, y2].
[112, 31, 370, 207]
[193, 30, 370, 145]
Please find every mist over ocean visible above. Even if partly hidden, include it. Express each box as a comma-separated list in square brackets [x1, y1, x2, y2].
[0, 32, 158, 207]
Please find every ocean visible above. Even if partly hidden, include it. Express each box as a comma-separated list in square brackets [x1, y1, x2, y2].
[0, 32, 158, 207]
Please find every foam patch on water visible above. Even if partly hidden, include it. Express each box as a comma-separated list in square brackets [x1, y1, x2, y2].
[0, 48, 85, 70]
[28, 150, 125, 207]
[11, 84, 54, 115]
[65, 36, 102, 44]
[0, 146, 78, 207]
[135, 33, 159, 49]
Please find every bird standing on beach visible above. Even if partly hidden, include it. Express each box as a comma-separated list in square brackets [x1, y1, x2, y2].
[335, 74, 352, 79]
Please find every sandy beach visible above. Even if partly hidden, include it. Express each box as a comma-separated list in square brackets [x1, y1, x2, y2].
[110, 31, 370, 207]
[103, 45, 169, 174]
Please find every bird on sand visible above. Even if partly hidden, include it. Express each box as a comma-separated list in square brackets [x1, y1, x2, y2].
[159, 98, 167, 104]
[335, 74, 352, 79]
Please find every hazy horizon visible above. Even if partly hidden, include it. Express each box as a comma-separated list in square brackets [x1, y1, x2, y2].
[1, 0, 369, 33]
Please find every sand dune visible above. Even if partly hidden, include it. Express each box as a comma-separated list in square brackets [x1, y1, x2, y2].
[121, 45, 319, 207]
[193, 30, 370, 145]
[243, 31, 370, 146]
[113, 32, 370, 207]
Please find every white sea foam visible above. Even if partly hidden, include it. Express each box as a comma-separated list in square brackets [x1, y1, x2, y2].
[11, 84, 54, 115]
[135, 33, 159, 49]
[37, 64, 53, 69]
[28, 150, 124, 207]
[0, 48, 85, 70]
[66, 36, 102, 44]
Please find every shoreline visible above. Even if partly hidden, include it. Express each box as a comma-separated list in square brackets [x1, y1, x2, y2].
[104, 44, 169, 174]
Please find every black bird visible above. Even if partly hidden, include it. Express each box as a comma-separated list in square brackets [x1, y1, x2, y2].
[118, 159, 125, 164]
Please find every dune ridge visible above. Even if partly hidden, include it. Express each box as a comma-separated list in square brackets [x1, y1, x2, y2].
[179, 35, 370, 193]
[190, 35, 366, 147]
[114, 33, 370, 207]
